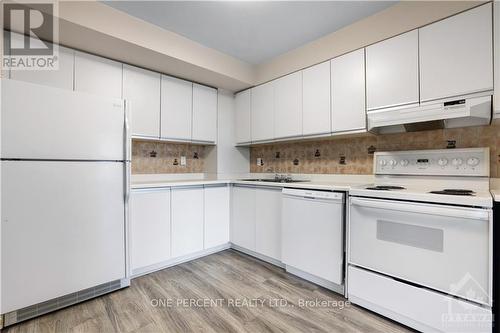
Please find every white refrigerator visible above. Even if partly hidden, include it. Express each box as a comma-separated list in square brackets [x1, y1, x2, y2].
[0, 80, 130, 323]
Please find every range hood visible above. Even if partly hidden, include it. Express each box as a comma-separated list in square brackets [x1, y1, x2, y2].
[367, 95, 492, 134]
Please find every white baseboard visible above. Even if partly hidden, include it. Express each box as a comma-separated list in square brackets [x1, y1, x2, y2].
[131, 243, 345, 298]
[285, 265, 344, 294]
[131, 243, 231, 278]
[230, 244, 285, 268]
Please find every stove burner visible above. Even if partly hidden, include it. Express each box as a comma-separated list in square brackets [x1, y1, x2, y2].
[429, 189, 476, 196]
[366, 185, 406, 191]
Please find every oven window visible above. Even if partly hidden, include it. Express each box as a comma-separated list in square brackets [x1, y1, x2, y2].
[376, 220, 444, 252]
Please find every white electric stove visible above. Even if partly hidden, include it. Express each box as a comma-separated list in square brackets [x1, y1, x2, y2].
[349, 147, 492, 208]
[347, 148, 493, 333]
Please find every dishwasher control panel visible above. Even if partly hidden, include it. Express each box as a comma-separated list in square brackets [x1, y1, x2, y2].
[282, 188, 344, 201]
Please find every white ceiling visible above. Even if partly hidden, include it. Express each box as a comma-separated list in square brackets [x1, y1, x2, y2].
[103, 1, 395, 65]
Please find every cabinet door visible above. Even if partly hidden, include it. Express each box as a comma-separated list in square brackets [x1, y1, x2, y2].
[331, 49, 366, 133]
[255, 187, 282, 261]
[235, 90, 252, 144]
[130, 189, 171, 273]
[231, 186, 256, 251]
[74, 51, 122, 99]
[302, 61, 331, 136]
[495, 2, 500, 116]
[161, 75, 193, 141]
[192, 83, 217, 143]
[123, 65, 161, 138]
[251, 82, 274, 142]
[274, 72, 302, 139]
[366, 30, 419, 111]
[419, 4, 493, 102]
[171, 187, 204, 257]
[9, 33, 74, 90]
[204, 185, 230, 248]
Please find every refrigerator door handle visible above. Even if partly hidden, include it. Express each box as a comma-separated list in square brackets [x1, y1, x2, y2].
[123, 160, 131, 278]
[124, 100, 132, 162]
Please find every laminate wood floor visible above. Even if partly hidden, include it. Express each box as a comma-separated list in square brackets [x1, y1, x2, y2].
[5, 250, 412, 333]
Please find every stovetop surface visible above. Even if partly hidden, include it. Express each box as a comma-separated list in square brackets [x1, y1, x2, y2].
[351, 183, 492, 208]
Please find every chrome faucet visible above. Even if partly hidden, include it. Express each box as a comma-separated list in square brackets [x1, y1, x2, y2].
[274, 173, 292, 182]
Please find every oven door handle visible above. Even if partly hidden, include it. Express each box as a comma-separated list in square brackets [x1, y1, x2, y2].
[350, 198, 490, 220]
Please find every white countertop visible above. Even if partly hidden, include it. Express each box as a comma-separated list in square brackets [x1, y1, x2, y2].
[491, 179, 500, 202]
[131, 178, 367, 191]
[131, 179, 230, 189]
[132, 175, 500, 203]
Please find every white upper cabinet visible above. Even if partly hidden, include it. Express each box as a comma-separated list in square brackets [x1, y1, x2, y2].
[302, 61, 331, 136]
[495, 2, 500, 116]
[251, 82, 274, 142]
[331, 49, 366, 133]
[9, 33, 74, 90]
[273, 71, 303, 139]
[171, 187, 204, 258]
[160, 75, 193, 141]
[419, 3, 493, 103]
[74, 51, 122, 99]
[192, 83, 217, 143]
[366, 30, 419, 111]
[123, 65, 161, 138]
[235, 90, 252, 144]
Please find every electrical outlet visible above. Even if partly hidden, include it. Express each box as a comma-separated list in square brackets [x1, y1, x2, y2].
[257, 158, 262, 166]
[180, 156, 186, 166]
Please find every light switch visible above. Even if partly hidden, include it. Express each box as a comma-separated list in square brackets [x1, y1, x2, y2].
[180, 156, 186, 166]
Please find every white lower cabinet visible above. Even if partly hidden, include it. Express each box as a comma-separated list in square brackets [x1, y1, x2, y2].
[231, 185, 282, 260]
[130, 189, 171, 274]
[171, 186, 204, 257]
[231, 185, 256, 251]
[204, 185, 230, 248]
[255, 187, 282, 261]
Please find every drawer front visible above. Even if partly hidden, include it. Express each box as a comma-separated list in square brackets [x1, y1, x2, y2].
[348, 266, 492, 333]
[349, 197, 491, 305]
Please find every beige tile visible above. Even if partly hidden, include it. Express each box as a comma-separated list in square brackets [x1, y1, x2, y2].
[250, 122, 500, 176]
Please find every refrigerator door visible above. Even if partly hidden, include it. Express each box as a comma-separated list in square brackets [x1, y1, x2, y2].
[1, 80, 125, 161]
[1, 161, 126, 313]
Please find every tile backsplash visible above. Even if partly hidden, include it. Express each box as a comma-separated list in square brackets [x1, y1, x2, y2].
[132, 140, 206, 174]
[250, 120, 500, 177]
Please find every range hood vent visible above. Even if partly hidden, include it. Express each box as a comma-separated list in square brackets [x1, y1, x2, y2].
[367, 94, 492, 134]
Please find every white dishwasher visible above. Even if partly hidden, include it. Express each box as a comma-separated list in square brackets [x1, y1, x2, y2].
[281, 188, 345, 292]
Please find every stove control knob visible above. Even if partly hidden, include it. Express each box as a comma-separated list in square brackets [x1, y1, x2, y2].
[389, 160, 397, 167]
[438, 158, 448, 166]
[400, 159, 409, 167]
[467, 157, 480, 166]
[379, 160, 387, 166]
[452, 158, 463, 166]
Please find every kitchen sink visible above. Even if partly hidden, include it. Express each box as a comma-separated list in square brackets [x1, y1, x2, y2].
[239, 178, 309, 183]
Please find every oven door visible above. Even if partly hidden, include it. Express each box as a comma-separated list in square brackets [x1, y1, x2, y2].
[348, 197, 492, 306]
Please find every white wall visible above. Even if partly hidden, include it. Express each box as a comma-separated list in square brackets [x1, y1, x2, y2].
[208, 90, 250, 179]
[255, 1, 482, 85]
